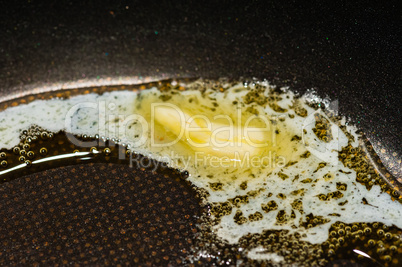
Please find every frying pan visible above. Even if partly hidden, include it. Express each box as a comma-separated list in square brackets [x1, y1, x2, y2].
[0, 1, 400, 266]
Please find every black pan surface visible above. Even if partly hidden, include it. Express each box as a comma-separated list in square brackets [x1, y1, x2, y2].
[0, 1, 400, 266]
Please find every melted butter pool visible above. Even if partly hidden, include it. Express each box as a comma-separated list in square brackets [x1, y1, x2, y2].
[132, 86, 304, 182]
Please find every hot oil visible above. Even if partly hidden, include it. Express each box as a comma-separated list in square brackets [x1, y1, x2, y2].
[0, 125, 189, 183]
[0, 79, 401, 266]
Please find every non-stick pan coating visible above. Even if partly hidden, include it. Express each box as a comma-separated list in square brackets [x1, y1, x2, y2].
[0, 1, 400, 266]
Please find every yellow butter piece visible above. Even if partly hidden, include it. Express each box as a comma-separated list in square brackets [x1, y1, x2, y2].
[153, 105, 267, 161]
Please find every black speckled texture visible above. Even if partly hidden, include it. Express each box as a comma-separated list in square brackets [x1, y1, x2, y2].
[0, 1, 400, 174]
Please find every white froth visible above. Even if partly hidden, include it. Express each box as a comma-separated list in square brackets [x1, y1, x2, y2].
[0, 91, 140, 149]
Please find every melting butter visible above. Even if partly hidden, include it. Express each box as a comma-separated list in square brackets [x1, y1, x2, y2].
[133, 88, 303, 178]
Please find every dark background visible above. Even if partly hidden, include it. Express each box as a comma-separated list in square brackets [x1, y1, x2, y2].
[0, 0, 401, 176]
